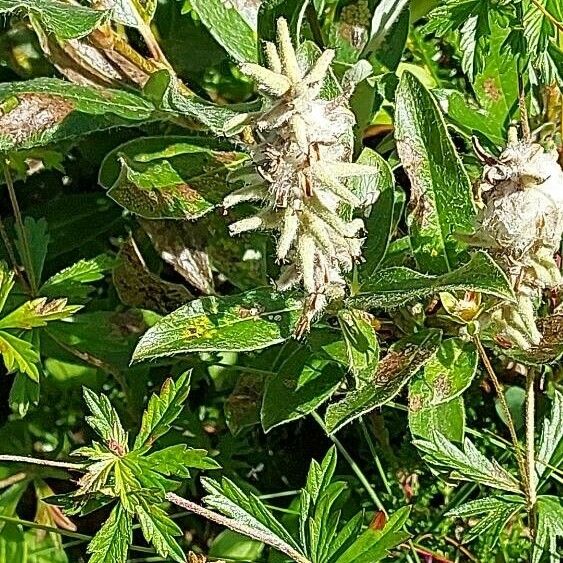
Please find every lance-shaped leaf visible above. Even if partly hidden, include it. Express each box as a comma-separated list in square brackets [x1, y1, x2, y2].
[414, 431, 522, 493]
[0, 78, 155, 151]
[0, 262, 15, 314]
[134, 371, 191, 449]
[189, 0, 258, 63]
[0, 0, 109, 40]
[395, 71, 475, 274]
[348, 251, 514, 310]
[133, 289, 302, 361]
[99, 136, 245, 220]
[325, 330, 442, 434]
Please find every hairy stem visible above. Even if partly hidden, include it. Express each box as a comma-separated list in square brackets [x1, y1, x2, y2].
[525, 369, 537, 543]
[0, 455, 84, 471]
[165, 493, 311, 563]
[475, 339, 530, 499]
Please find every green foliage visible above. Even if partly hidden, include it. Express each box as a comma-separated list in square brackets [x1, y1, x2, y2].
[0, 1, 562, 561]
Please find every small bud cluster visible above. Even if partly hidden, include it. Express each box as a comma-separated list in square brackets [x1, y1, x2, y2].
[469, 131, 563, 348]
[224, 19, 377, 335]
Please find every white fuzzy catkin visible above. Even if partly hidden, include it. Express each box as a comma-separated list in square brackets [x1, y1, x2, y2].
[224, 18, 377, 335]
[470, 131, 563, 348]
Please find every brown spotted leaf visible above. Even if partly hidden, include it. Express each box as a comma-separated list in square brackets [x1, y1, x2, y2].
[325, 329, 442, 434]
[113, 236, 192, 314]
[99, 137, 246, 220]
[0, 78, 155, 151]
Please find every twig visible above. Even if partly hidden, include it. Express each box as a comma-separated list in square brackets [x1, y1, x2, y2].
[2, 162, 37, 294]
[525, 368, 537, 541]
[311, 411, 387, 514]
[474, 338, 530, 500]
[165, 493, 311, 563]
[0, 455, 84, 471]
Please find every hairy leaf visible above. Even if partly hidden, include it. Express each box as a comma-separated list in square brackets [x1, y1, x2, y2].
[133, 289, 302, 361]
[325, 330, 442, 434]
[0, 298, 80, 330]
[395, 71, 475, 273]
[0, 330, 40, 381]
[348, 251, 514, 310]
[536, 391, 562, 488]
[533, 496, 563, 563]
[87, 504, 132, 563]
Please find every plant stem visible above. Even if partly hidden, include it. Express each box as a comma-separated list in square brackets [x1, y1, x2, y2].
[311, 411, 387, 513]
[525, 368, 537, 542]
[2, 162, 36, 294]
[359, 418, 392, 495]
[165, 493, 311, 563]
[474, 339, 531, 504]
[0, 455, 84, 471]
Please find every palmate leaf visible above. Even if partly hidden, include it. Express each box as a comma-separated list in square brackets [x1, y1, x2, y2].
[0, 298, 80, 330]
[0, 78, 155, 152]
[134, 371, 191, 449]
[87, 504, 132, 563]
[533, 496, 563, 563]
[0, 0, 109, 40]
[348, 251, 514, 310]
[414, 431, 522, 493]
[446, 496, 524, 548]
[83, 388, 128, 453]
[40, 254, 115, 300]
[536, 390, 562, 488]
[333, 506, 411, 563]
[201, 476, 303, 556]
[0, 330, 40, 381]
[135, 498, 185, 563]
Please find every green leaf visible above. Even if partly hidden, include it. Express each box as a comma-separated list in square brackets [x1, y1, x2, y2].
[325, 330, 442, 434]
[0, 78, 155, 151]
[409, 396, 465, 442]
[395, 71, 476, 273]
[201, 476, 303, 555]
[348, 251, 514, 310]
[446, 496, 524, 547]
[40, 255, 115, 300]
[261, 348, 344, 432]
[358, 149, 395, 278]
[0, 262, 15, 314]
[337, 309, 380, 383]
[0, 0, 109, 40]
[0, 524, 26, 563]
[134, 371, 191, 450]
[87, 503, 132, 563]
[408, 338, 477, 409]
[536, 391, 562, 488]
[106, 0, 157, 27]
[334, 506, 411, 563]
[135, 500, 184, 563]
[0, 330, 40, 381]
[9, 371, 40, 417]
[99, 136, 244, 220]
[145, 444, 220, 477]
[413, 431, 522, 493]
[190, 0, 258, 63]
[133, 289, 302, 361]
[533, 496, 563, 563]
[83, 388, 128, 453]
[209, 530, 264, 562]
[0, 298, 80, 330]
[14, 217, 49, 294]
